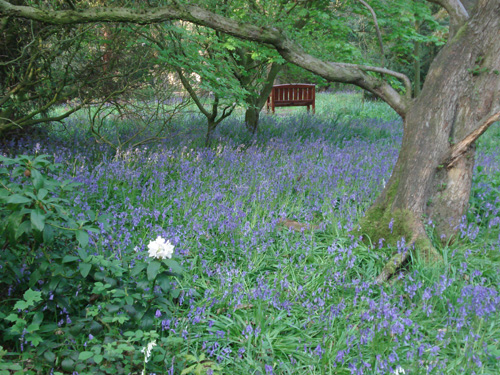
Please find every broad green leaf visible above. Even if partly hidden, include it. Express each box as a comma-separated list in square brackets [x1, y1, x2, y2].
[32, 311, 44, 326]
[77, 247, 88, 260]
[131, 262, 147, 277]
[78, 351, 94, 361]
[25, 333, 42, 346]
[6, 195, 31, 204]
[37, 188, 48, 200]
[26, 323, 40, 333]
[31, 169, 44, 190]
[15, 220, 31, 239]
[43, 351, 56, 363]
[147, 260, 161, 281]
[23, 289, 42, 304]
[30, 209, 45, 232]
[79, 263, 92, 278]
[62, 255, 79, 263]
[43, 225, 55, 244]
[163, 259, 183, 274]
[14, 300, 29, 310]
[76, 230, 89, 248]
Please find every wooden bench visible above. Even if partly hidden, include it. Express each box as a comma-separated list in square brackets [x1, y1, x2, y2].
[266, 84, 316, 114]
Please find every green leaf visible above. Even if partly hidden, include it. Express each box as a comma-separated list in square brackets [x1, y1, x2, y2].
[30, 209, 45, 232]
[77, 247, 88, 260]
[24, 289, 42, 304]
[6, 195, 31, 204]
[131, 262, 147, 277]
[42, 225, 55, 244]
[62, 255, 79, 263]
[147, 260, 161, 281]
[26, 323, 40, 333]
[80, 263, 92, 278]
[29, 269, 42, 288]
[37, 188, 48, 200]
[15, 220, 31, 239]
[94, 354, 103, 364]
[76, 230, 89, 248]
[14, 300, 29, 310]
[5, 314, 18, 322]
[163, 259, 183, 274]
[31, 169, 44, 190]
[32, 311, 44, 326]
[78, 351, 94, 361]
[43, 351, 56, 363]
[61, 358, 75, 372]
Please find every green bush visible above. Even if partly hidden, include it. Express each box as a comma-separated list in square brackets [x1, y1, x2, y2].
[0, 155, 185, 374]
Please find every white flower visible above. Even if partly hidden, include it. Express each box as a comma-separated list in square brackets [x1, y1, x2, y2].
[141, 340, 157, 363]
[147, 236, 174, 259]
[393, 366, 405, 375]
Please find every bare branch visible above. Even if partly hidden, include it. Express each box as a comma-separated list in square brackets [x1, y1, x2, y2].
[0, 0, 409, 117]
[357, 0, 385, 67]
[444, 109, 500, 168]
[355, 64, 412, 99]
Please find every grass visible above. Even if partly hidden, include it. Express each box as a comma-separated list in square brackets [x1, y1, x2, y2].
[1, 92, 499, 375]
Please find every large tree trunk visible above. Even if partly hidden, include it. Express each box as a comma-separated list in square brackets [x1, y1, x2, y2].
[360, 1, 500, 261]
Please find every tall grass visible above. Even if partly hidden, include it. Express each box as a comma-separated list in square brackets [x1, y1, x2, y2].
[1, 93, 499, 375]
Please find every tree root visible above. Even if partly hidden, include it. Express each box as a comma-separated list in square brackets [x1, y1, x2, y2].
[278, 218, 319, 232]
[375, 233, 442, 284]
[375, 250, 410, 284]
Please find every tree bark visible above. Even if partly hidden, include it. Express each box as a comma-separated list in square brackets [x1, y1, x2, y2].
[360, 1, 500, 260]
[243, 62, 282, 134]
[244, 107, 260, 134]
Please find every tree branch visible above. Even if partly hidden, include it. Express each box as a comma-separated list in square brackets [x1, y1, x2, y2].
[444, 109, 500, 168]
[0, 0, 409, 117]
[423, 0, 468, 37]
[355, 64, 412, 99]
[175, 67, 210, 118]
[357, 0, 385, 67]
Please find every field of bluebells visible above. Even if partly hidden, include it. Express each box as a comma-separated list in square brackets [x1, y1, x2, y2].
[1, 92, 500, 375]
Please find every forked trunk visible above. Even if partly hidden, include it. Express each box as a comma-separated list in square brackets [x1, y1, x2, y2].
[360, 1, 500, 261]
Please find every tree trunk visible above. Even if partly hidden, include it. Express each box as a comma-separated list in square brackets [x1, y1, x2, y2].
[242, 62, 282, 134]
[205, 119, 217, 147]
[244, 106, 260, 134]
[360, 2, 500, 259]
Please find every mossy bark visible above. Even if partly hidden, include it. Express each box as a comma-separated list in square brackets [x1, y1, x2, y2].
[359, 2, 500, 277]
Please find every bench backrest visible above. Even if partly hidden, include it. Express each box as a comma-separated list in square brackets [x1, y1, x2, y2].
[267, 84, 316, 114]
[270, 84, 315, 103]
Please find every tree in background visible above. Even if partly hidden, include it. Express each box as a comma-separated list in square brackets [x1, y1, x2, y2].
[0, 5, 91, 136]
[1, 0, 499, 280]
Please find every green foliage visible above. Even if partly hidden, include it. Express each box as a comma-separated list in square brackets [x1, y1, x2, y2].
[0, 154, 95, 250]
[0, 154, 185, 374]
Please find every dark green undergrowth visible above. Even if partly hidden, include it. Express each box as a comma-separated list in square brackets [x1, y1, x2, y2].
[1, 94, 499, 375]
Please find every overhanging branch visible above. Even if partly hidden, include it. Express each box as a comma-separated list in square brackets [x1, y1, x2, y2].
[0, 0, 409, 117]
[355, 64, 412, 99]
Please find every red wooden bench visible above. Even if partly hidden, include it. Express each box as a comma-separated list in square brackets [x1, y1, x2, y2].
[266, 84, 316, 114]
